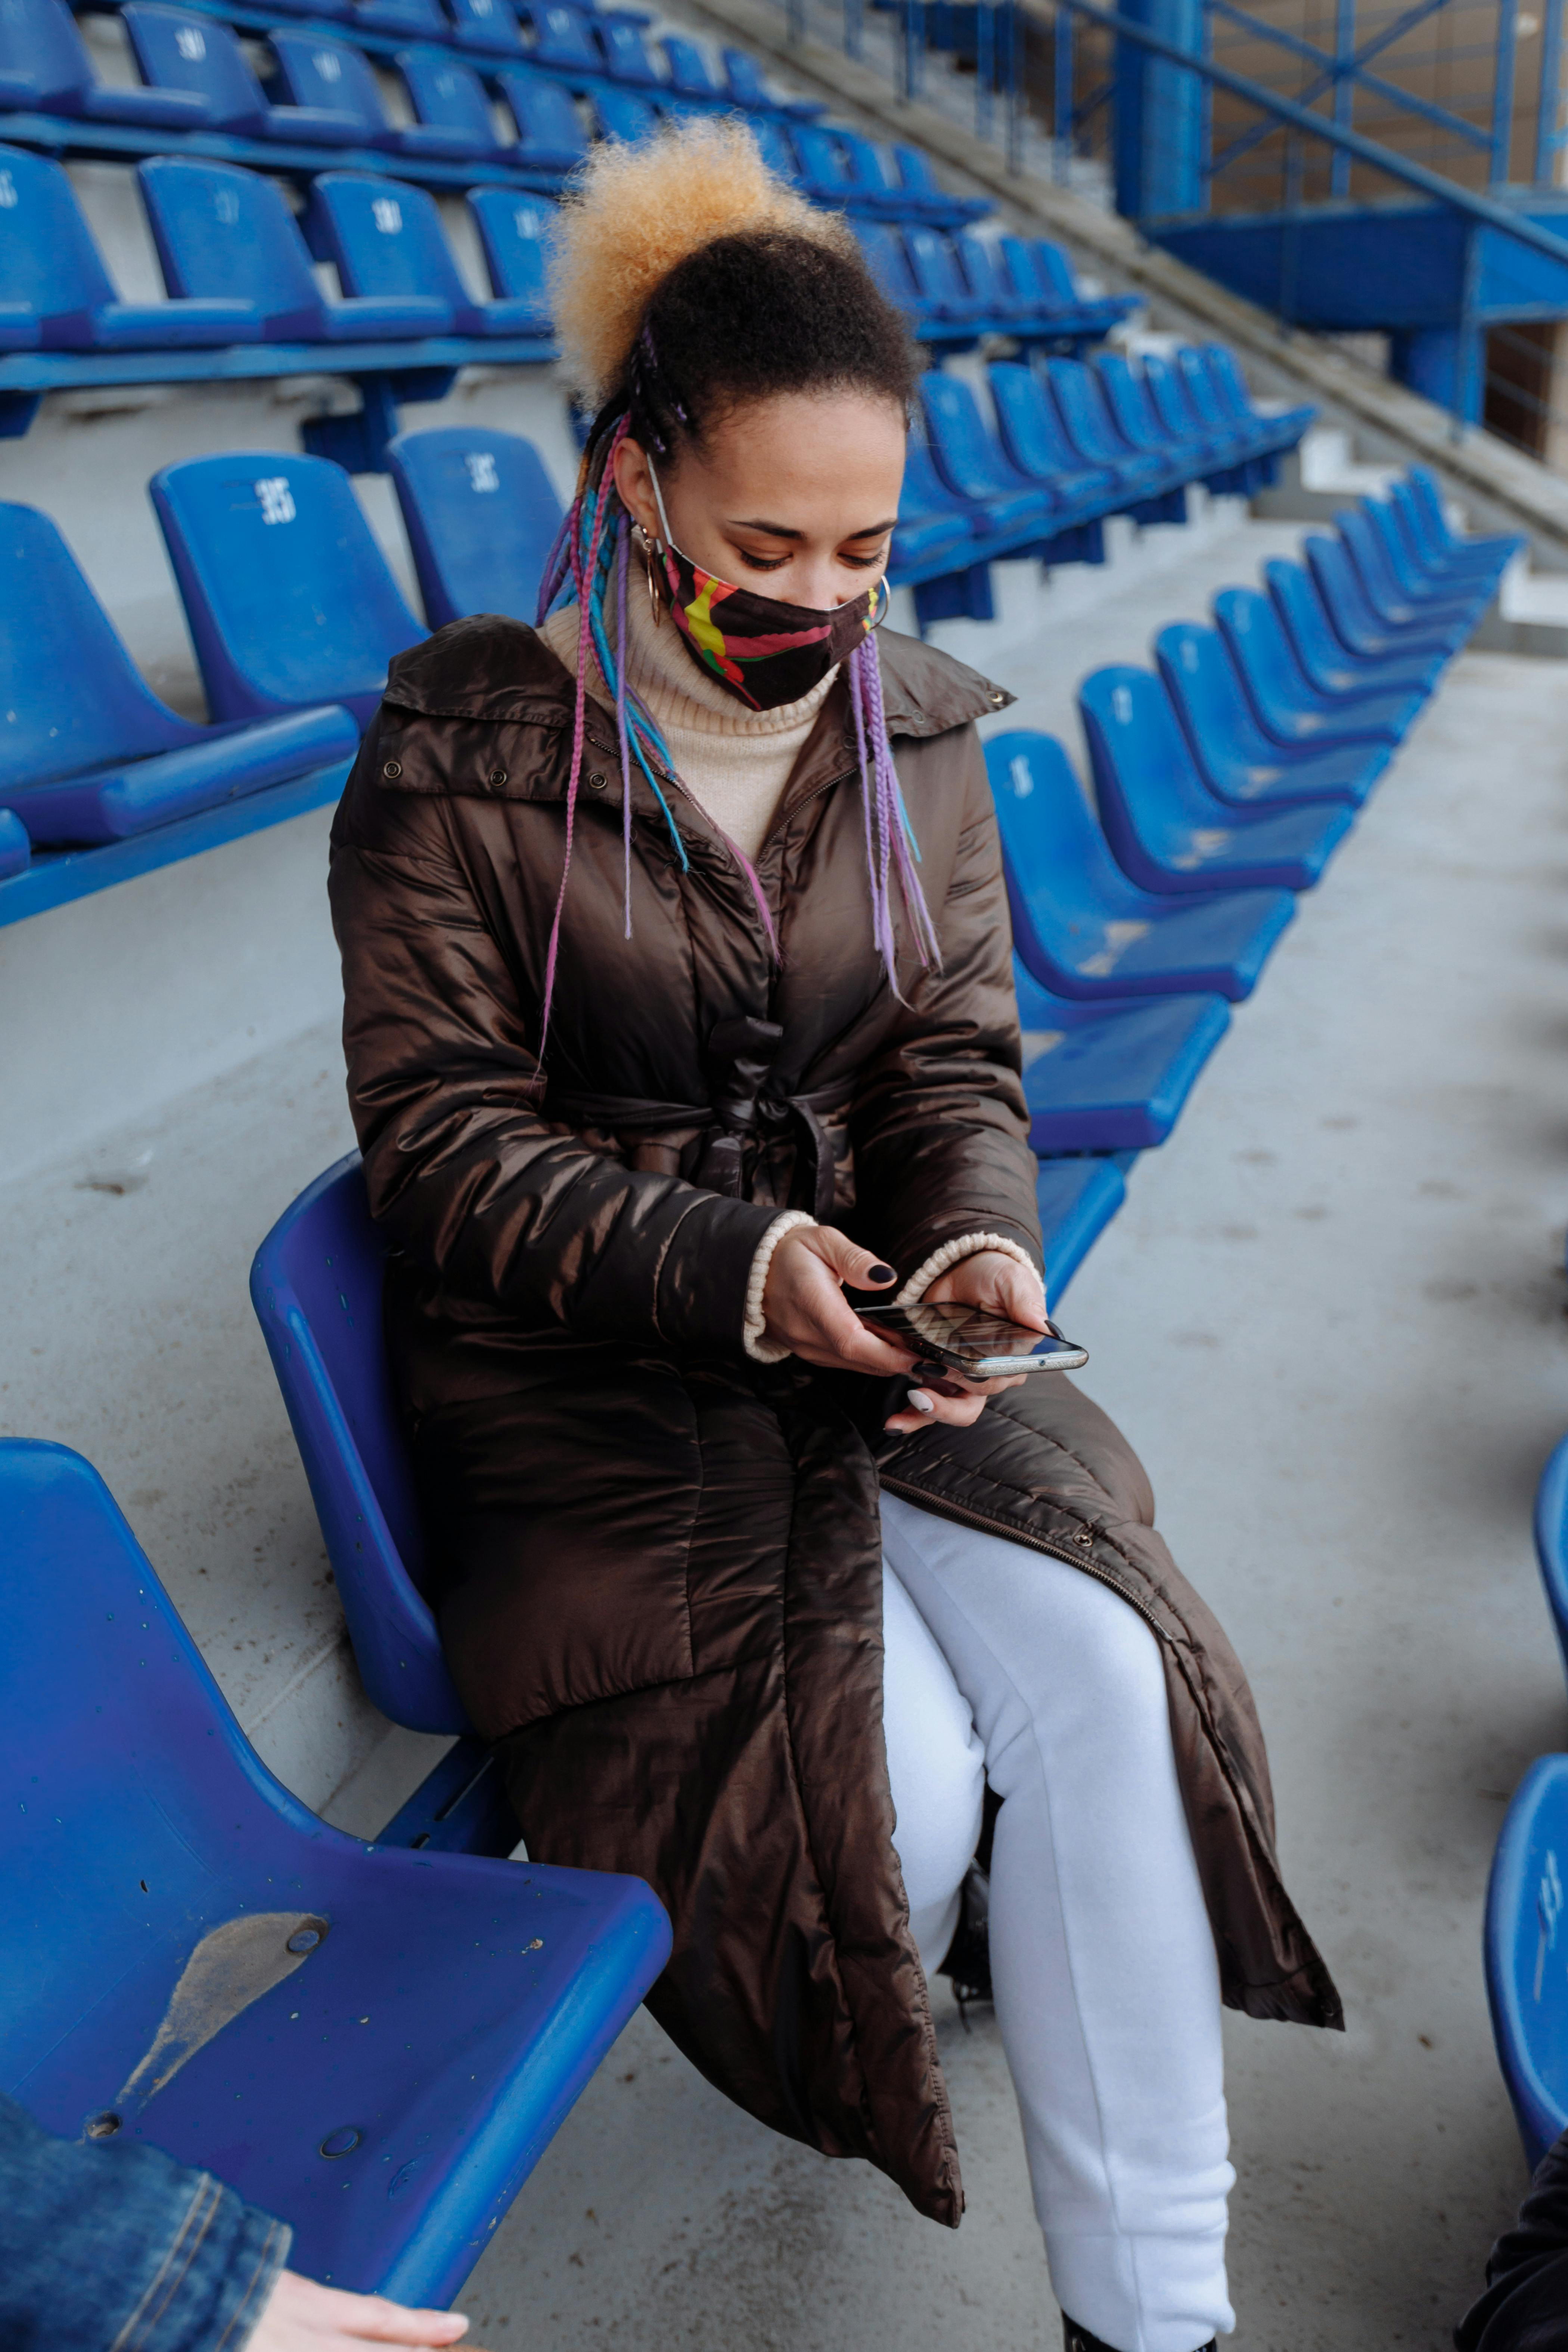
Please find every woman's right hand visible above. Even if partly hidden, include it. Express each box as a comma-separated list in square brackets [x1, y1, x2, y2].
[760, 1227, 918, 1378]
[249, 2271, 479, 2352]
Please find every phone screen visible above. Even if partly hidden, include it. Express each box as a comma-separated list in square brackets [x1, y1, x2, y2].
[855, 1301, 1088, 1373]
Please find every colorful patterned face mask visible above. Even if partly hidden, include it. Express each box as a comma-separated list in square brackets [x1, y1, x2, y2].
[648, 460, 887, 713]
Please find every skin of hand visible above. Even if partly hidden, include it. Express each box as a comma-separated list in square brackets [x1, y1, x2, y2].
[881, 1249, 1048, 1435]
[248, 2271, 478, 2352]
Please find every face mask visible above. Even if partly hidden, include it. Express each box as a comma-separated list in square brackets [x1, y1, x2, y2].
[647, 460, 887, 714]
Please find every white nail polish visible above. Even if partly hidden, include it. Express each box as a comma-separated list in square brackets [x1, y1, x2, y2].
[908, 1389, 935, 1414]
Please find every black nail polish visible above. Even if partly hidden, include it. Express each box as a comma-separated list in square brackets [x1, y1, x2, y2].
[869, 1263, 896, 1283]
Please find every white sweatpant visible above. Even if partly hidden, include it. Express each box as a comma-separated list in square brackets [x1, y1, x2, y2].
[879, 1491, 1235, 2352]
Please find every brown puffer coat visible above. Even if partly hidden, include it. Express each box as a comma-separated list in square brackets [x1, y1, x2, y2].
[328, 615, 1342, 2231]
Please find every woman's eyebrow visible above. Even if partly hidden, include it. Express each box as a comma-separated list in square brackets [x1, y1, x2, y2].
[726, 517, 899, 539]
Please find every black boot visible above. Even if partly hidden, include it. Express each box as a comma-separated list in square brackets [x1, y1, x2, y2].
[1062, 2325, 1215, 2352]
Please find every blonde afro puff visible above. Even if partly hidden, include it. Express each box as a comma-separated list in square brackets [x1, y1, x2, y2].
[547, 115, 855, 409]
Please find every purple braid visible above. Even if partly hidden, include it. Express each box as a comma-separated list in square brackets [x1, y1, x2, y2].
[852, 635, 942, 984]
[614, 510, 634, 939]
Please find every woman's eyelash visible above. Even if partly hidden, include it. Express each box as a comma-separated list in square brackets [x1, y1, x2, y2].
[735, 546, 889, 574]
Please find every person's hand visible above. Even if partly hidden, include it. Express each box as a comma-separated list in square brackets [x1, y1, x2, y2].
[249, 2270, 479, 2352]
[760, 1227, 919, 1379]
[882, 1247, 1048, 1437]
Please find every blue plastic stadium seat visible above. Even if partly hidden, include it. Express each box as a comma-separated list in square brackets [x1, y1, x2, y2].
[1536, 1431, 1568, 1698]
[1335, 505, 1481, 636]
[987, 360, 1117, 509]
[1093, 350, 1230, 484]
[494, 66, 586, 169]
[919, 372, 1056, 537]
[140, 156, 453, 341]
[749, 114, 804, 183]
[834, 128, 907, 216]
[891, 139, 988, 223]
[987, 730, 1294, 1002]
[1042, 359, 1172, 501]
[387, 425, 564, 626]
[1080, 666, 1355, 894]
[661, 32, 723, 96]
[1387, 475, 1512, 585]
[445, 0, 524, 54]
[395, 51, 511, 156]
[123, 7, 364, 142]
[466, 184, 553, 312]
[1014, 956, 1230, 1152]
[720, 43, 824, 113]
[0, 0, 212, 123]
[1304, 530, 1466, 664]
[0, 144, 260, 350]
[1264, 555, 1446, 699]
[0, 807, 30, 877]
[1408, 463, 1524, 568]
[889, 441, 973, 580]
[529, 2, 602, 72]
[353, 0, 447, 40]
[251, 1152, 463, 1731]
[1359, 495, 1496, 618]
[593, 84, 655, 141]
[1035, 1155, 1126, 1303]
[0, 501, 357, 845]
[1200, 343, 1313, 446]
[0, 1436, 670, 2297]
[1141, 351, 1251, 479]
[308, 174, 546, 334]
[1154, 623, 1387, 808]
[151, 452, 427, 725]
[1212, 585, 1423, 749]
[595, 17, 661, 82]
[903, 224, 988, 322]
[268, 29, 484, 155]
[855, 221, 935, 325]
[1485, 1752, 1568, 2170]
[1174, 345, 1278, 460]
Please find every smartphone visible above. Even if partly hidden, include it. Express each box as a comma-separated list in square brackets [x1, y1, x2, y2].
[854, 1301, 1089, 1379]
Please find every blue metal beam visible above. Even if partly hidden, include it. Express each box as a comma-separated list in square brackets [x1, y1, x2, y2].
[1205, 0, 1459, 186]
[1331, 0, 1354, 198]
[1492, 0, 1519, 185]
[1536, 0, 1565, 184]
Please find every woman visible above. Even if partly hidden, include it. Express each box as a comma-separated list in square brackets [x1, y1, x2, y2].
[329, 120, 1339, 2352]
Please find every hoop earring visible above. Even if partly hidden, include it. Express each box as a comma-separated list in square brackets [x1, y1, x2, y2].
[644, 531, 665, 629]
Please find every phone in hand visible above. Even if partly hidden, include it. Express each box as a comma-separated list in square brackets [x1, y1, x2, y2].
[854, 1300, 1089, 1379]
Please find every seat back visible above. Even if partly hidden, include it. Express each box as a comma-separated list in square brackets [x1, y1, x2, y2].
[985, 728, 1130, 958]
[307, 173, 468, 320]
[596, 18, 658, 80]
[0, 142, 118, 329]
[748, 114, 800, 180]
[593, 84, 655, 141]
[1093, 351, 1165, 452]
[1031, 237, 1079, 307]
[1173, 345, 1230, 431]
[447, 0, 522, 50]
[835, 127, 895, 196]
[1141, 349, 1205, 441]
[466, 184, 552, 303]
[901, 429, 957, 518]
[1265, 554, 1360, 684]
[791, 123, 853, 193]
[1200, 342, 1254, 423]
[140, 156, 326, 336]
[1043, 358, 1124, 465]
[268, 29, 388, 133]
[387, 424, 563, 627]
[495, 65, 585, 164]
[920, 371, 1009, 502]
[904, 223, 971, 309]
[1079, 663, 1219, 842]
[855, 219, 921, 311]
[1155, 621, 1276, 778]
[1336, 505, 1407, 609]
[1387, 474, 1444, 566]
[0, 1438, 340, 2103]
[150, 449, 426, 723]
[251, 1155, 468, 1733]
[1213, 583, 1310, 708]
[398, 49, 498, 145]
[355, 0, 447, 37]
[530, 2, 600, 69]
[0, 501, 195, 791]
[998, 230, 1044, 305]
[124, 5, 266, 126]
[893, 140, 939, 197]
[988, 359, 1080, 481]
[1485, 1754, 1568, 2170]
[661, 32, 719, 94]
[0, 0, 91, 103]
[953, 229, 1008, 311]
[721, 43, 773, 103]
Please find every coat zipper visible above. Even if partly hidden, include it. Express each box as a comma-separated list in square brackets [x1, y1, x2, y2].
[878, 1472, 1166, 1639]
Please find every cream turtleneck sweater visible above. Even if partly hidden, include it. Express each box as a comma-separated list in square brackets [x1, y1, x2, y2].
[538, 567, 836, 863]
[536, 583, 1041, 1357]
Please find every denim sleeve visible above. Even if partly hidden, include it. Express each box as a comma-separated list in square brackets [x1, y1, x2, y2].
[1455, 2129, 1568, 2351]
[0, 2091, 292, 2352]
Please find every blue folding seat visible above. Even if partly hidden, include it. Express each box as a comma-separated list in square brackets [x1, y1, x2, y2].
[466, 183, 553, 311]
[987, 360, 1116, 511]
[308, 174, 545, 333]
[0, 145, 259, 350]
[1264, 555, 1446, 699]
[140, 156, 452, 340]
[918, 372, 1057, 537]
[748, 112, 804, 182]
[0, 502, 356, 847]
[1013, 955, 1230, 1152]
[1407, 462, 1524, 569]
[893, 140, 988, 221]
[122, 7, 364, 142]
[494, 65, 587, 168]
[1485, 1751, 1568, 2169]
[445, 0, 524, 53]
[661, 32, 723, 97]
[1174, 345, 1277, 459]
[1079, 666, 1355, 894]
[1035, 1155, 1126, 1302]
[386, 424, 563, 626]
[987, 729, 1294, 1002]
[1199, 342, 1313, 447]
[1141, 351, 1253, 474]
[594, 17, 661, 82]
[1386, 475, 1510, 587]
[1031, 238, 1135, 329]
[903, 224, 990, 323]
[1316, 519, 1476, 654]
[593, 84, 656, 140]
[529, 2, 603, 72]
[1309, 525, 1469, 659]
[1093, 350, 1230, 481]
[953, 229, 1032, 324]
[1534, 1430, 1568, 1698]
[0, 808, 27, 878]
[1357, 496, 1493, 619]
[855, 220, 935, 326]
[353, 0, 447, 39]
[0, 0, 212, 124]
[150, 451, 427, 725]
[269, 29, 485, 155]
[720, 43, 825, 114]
[395, 50, 512, 156]
[1042, 359, 1175, 506]
[889, 433, 973, 578]
[1, 1436, 670, 2293]
[1154, 623, 1386, 809]
[1213, 585, 1422, 748]
[788, 123, 861, 206]
[834, 128, 910, 218]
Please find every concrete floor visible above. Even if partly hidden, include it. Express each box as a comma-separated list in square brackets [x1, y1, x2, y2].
[3, 516, 1566, 2348]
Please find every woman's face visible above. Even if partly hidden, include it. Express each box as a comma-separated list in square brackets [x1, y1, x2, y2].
[612, 388, 906, 612]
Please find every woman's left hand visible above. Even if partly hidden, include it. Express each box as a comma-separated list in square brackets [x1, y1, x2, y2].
[883, 1248, 1049, 1436]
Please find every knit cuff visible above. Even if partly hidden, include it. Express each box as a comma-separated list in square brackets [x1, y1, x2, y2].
[743, 1211, 819, 1361]
[897, 1231, 1046, 1307]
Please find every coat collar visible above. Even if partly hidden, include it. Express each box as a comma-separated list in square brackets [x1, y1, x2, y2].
[382, 614, 1015, 741]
